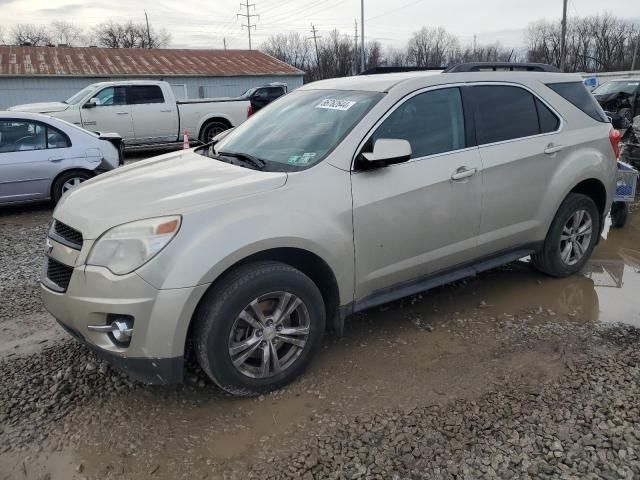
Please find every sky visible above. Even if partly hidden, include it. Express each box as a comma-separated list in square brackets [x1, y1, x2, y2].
[3, 0, 640, 50]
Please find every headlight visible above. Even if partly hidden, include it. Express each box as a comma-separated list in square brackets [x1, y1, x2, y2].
[87, 216, 181, 275]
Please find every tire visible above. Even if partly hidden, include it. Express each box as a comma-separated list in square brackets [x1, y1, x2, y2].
[532, 193, 600, 278]
[200, 121, 230, 144]
[619, 108, 632, 129]
[610, 202, 628, 228]
[193, 261, 326, 396]
[51, 170, 92, 204]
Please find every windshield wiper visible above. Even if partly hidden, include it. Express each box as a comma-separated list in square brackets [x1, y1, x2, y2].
[217, 150, 267, 170]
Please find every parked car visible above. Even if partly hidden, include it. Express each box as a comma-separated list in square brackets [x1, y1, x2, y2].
[592, 78, 640, 128]
[238, 83, 288, 115]
[42, 65, 617, 395]
[0, 112, 122, 205]
[8, 80, 250, 147]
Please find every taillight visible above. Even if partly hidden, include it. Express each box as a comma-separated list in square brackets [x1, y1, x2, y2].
[609, 128, 621, 159]
[247, 104, 254, 118]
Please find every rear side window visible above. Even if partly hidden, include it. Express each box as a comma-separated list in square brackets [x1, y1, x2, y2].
[472, 85, 540, 144]
[546, 82, 608, 122]
[268, 87, 285, 100]
[371, 87, 466, 159]
[128, 85, 165, 105]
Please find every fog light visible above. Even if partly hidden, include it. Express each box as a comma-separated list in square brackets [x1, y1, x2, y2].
[88, 315, 134, 347]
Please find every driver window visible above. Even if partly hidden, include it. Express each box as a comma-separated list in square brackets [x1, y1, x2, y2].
[94, 86, 126, 106]
[0, 120, 46, 152]
[370, 87, 465, 159]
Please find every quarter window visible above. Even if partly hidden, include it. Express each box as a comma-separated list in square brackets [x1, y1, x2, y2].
[370, 87, 466, 159]
[535, 98, 560, 133]
[128, 85, 165, 104]
[472, 85, 541, 144]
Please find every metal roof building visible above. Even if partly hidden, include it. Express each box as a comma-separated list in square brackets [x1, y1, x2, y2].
[0, 46, 305, 108]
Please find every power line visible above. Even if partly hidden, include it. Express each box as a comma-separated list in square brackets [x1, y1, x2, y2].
[237, 1, 259, 49]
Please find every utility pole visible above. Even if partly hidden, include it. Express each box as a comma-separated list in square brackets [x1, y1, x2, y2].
[353, 20, 358, 75]
[144, 10, 152, 48]
[309, 23, 322, 78]
[238, 1, 258, 50]
[559, 0, 568, 72]
[223, 37, 227, 50]
[360, 0, 365, 73]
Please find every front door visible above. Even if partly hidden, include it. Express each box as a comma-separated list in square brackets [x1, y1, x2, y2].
[351, 87, 483, 301]
[80, 86, 135, 141]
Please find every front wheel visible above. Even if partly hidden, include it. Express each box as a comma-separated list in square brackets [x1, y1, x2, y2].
[532, 193, 600, 277]
[194, 261, 326, 396]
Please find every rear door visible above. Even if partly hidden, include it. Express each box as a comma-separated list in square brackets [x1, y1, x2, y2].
[468, 83, 565, 256]
[351, 86, 483, 300]
[0, 119, 74, 203]
[128, 85, 177, 144]
[79, 86, 135, 141]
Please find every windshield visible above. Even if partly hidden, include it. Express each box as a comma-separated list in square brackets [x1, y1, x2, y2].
[64, 85, 100, 105]
[211, 89, 383, 171]
[593, 80, 639, 95]
[240, 87, 257, 98]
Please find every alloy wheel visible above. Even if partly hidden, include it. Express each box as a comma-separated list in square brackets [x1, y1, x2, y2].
[559, 209, 593, 266]
[228, 291, 310, 378]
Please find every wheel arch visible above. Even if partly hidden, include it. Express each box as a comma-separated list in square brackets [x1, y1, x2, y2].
[185, 247, 342, 359]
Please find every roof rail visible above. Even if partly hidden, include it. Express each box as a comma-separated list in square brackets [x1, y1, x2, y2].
[443, 62, 559, 73]
[359, 66, 444, 75]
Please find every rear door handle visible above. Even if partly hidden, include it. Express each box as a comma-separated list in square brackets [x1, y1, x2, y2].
[48, 157, 63, 163]
[451, 167, 478, 181]
[544, 143, 564, 154]
[116, 112, 129, 115]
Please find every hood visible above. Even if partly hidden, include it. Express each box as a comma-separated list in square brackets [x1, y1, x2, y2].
[8, 102, 69, 113]
[54, 150, 287, 239]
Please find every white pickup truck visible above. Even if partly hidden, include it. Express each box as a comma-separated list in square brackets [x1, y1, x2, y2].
[8, 80, 250, 147]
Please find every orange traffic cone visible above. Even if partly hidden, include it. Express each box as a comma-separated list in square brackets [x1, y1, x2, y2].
[183, 130, 190, 149]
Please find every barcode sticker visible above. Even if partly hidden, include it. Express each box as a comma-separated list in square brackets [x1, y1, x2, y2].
[315, 99, 357, 111]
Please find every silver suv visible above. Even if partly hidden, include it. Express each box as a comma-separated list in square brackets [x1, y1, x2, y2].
[41, 66, 618, 395]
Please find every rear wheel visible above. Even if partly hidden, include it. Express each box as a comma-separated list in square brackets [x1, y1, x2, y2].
[532, 193, 599, 277]
[194, 261, 326, 395]
[51, 170, 92, 204]
[200, 121, 230, 144]
[610, 202, 628, 228]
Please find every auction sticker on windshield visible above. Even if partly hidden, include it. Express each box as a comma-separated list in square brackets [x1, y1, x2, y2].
[316, 99, 357, 111]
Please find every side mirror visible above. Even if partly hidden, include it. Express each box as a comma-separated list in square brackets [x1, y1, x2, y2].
[361, 139, 412, 167]
[83, 98, 98, 109]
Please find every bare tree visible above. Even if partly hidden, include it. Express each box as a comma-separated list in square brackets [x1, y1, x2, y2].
[49, 21, 84, 47]
[407, 27, 458, 67]
[381, 46, 408, 67]
[261, 32, 311, 72]
[93, 20, 170, 49]
[11, 24, 52, 46]
[365, 40, 382, 69]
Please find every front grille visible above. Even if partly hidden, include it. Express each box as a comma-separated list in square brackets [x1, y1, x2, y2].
[52, 221, 83, 249]
[46, 258, 74, 292]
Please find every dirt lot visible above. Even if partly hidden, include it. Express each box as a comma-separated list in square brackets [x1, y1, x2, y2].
[0, 167, 639, 479]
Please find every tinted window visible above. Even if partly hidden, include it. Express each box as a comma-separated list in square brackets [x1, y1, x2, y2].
[268, 87, 285, 100]
[94, 86, 126, 106]
[535, 98, 560, 133]
[547, 82, 608, 122]
[128, 85, 164, 104]
[370, 88, 465, 159]
[472, 86, 540, 144]
[0, 121, 70, 152]
[253, 88, 269, 100]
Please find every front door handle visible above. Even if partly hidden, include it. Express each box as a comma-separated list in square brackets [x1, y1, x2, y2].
[116, 112, 129, 115]
[160, 109, 173, 113]
[451, 166, 478, 181]
[544, 143, 564, 155]
[48, 157, 63, 163]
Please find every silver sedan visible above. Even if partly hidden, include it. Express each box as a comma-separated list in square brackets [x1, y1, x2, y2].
[0, 111, 122, 205]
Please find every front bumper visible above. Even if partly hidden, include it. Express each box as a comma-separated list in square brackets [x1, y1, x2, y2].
[41, 263, 209, 385]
